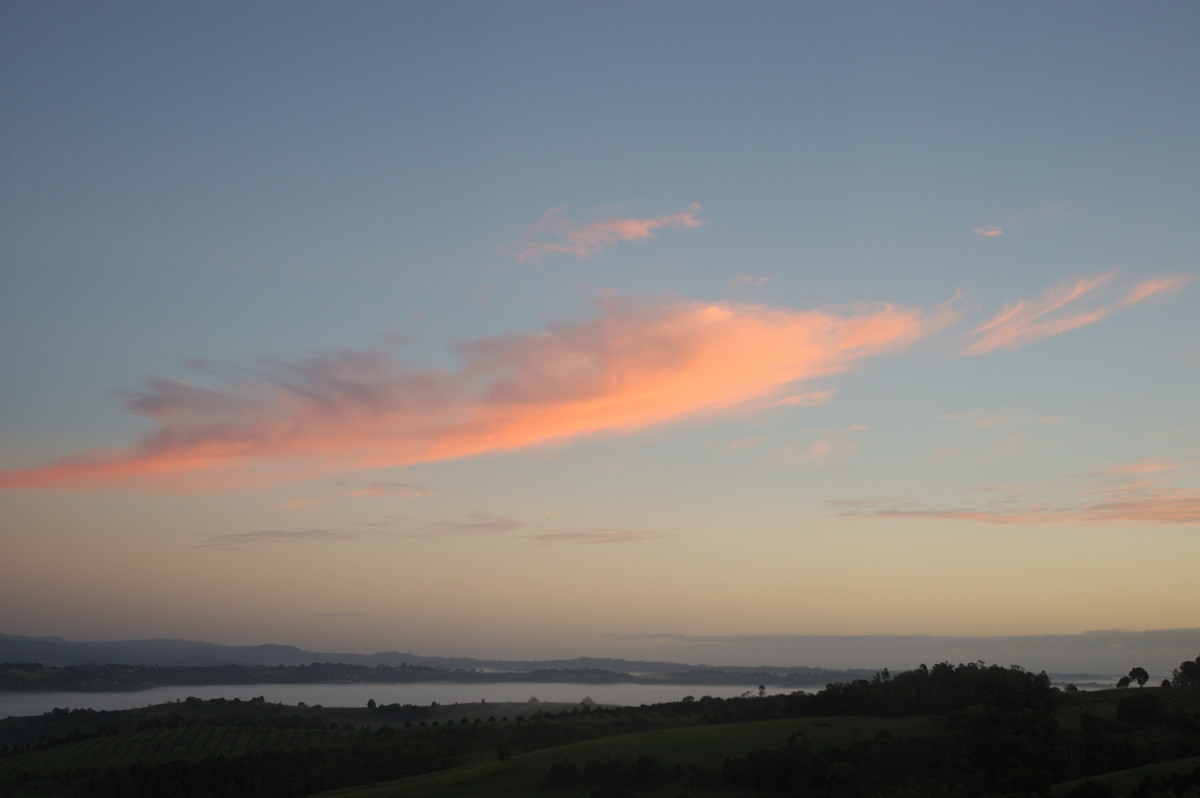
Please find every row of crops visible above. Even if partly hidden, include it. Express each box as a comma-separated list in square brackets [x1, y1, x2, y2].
[0, 724, 364, 777]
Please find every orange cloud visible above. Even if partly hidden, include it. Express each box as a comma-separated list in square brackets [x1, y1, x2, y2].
[510, 203, 706, 262]
[1, 297, 941, 491]
[960, 272, 1192, 356]
[972, 226, 1004, 237]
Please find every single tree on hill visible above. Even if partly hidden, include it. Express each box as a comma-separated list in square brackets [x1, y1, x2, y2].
[1128, 666, 1149, 687]
[1116, 675, 1132, 689]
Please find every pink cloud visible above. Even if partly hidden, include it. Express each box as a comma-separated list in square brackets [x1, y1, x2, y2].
[1, 297, 942, 491]
[972, 226, 1004, 237]
[960, 272, 1192, 356]
[1118, 274, 1196, 306]
[510, 203, 706, 262]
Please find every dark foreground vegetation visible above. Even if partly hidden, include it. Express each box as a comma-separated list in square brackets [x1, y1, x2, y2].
[1, 653, 1198, 798]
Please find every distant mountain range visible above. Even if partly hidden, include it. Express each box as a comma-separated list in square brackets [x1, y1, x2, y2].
[0, 633, 856, 680]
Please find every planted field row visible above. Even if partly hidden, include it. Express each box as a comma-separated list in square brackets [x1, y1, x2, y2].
[1155, 685, 1200, 713]
[0, 725, 360, 777]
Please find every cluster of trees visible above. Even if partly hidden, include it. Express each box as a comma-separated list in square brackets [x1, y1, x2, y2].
[687, 661, 1060, 726]
[1172, 654, 1200, 687]
[1116, 654, 1200, 689]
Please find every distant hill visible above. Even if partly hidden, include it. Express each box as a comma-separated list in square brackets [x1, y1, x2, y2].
[0, 633, 861, 682]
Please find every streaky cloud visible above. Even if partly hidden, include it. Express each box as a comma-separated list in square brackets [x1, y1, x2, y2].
[959, 272, 1192, 356]
[526, 527, 671, 545]
[771, 389, 837, 407]
[426, 512, 526, 534]
[0, 296, 941, 491]
[837, 458, 1200, 525]
[347, 482, 433, 498]
[509, 203, 706, 262]
[193, 528, 350, 549]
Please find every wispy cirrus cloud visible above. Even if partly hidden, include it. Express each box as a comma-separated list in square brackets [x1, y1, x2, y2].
[1100, 457, 1184, 476]
[525, 527, 671, 545]
[771, 389, 837, 408]
[939, 409, 1066, 430]
[835, 458, 1200, 525]
[427, 512, 526, 535]
[806, 424, 869, 460]
[729, 274, 774, 291]
[508, 203, 706, 262]
[771, 424, 870, 463]
[1, 296, 942, 491]
[972, 204, 1079, 239]
[278, 499, 324, 510]
[193, 528, 351, 549]
[347, 482, 433, 498]
[959, 271, 1193, 356]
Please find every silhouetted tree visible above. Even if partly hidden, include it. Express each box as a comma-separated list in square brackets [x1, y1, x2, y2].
[1116, 676, 1132, 689]
[1171, 654, 1200, 686]
[1128, 667, 1149, 688]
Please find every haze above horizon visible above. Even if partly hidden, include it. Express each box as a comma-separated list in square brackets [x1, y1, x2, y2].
[2, 3, 1197, 664]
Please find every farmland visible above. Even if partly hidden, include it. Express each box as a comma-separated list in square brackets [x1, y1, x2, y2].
[1, 663, 1198, 797]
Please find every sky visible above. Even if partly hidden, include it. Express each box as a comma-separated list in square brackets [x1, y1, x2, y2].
[1, 1, 1198, 674]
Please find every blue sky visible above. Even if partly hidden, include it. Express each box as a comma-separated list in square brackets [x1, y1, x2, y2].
[1, 1, 1197, 668]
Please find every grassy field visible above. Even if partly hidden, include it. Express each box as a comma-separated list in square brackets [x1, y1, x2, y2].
[1050, 756, 1200, 796]
[310, 714, 940, 798]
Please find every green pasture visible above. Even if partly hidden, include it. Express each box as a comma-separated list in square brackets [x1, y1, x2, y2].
[1050, 755, 1200, 796]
